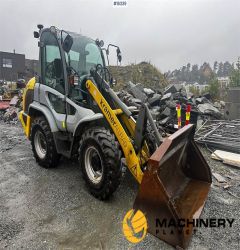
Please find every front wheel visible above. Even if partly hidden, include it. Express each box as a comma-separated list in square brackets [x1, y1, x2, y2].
[79, 127, 122, 200]
[31, 117, 60, 168]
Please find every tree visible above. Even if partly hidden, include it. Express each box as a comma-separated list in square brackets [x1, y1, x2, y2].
[213, 61, 218, 73]
[191, 64, 199, 82]
[186, 63, 191, 82]
[208, 78, 220, 100]
[223, 61, 233, 76]
[217, 62, 224, 77]
[199, 62, 213, 84]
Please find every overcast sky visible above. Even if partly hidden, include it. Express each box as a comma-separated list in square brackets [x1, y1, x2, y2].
[0, 0, 239, 71]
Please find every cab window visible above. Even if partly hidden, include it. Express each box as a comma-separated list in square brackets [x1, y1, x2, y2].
[41, 31, 65, 94]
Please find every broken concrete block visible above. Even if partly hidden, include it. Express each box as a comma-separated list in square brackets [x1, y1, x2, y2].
[148, 93, 161, 107]
[150, 109, 160, 120]
[160, 107, 171, 118]
[196, 97, 203, 104]
[165, 100, 177, 109]
[164, 84, 184, 94]
[161, 93, 172, 102]
[135, 83, 144, 92]
[198, 103, 221, 118]
[128, 82, 147, 102]
[159, 116, 170, 125]
[143, 88, 155, 97]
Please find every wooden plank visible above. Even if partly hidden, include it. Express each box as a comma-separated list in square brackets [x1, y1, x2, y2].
[211, 150, 240, 168]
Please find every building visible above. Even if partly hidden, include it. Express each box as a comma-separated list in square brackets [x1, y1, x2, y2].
[184, 82, 209, 95]
[25, 59, 39, 79]
[0, 51, 25, 81]
[217, 77, 230, 88]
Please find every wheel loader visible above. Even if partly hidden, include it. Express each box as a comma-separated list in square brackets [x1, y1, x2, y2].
[19, 25, 212, 249]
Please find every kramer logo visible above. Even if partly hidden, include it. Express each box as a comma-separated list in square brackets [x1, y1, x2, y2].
[122, 209, 147, 243]
[100, 99, 127, 147]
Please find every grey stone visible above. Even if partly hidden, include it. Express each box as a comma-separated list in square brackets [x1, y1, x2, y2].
[148, 93, 161, 107]
[198, 103, 221, 118]
[161, 93, 172, 102]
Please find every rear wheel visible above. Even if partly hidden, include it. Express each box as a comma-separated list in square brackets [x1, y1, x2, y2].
[79, 127, 122, 200]
[31, 117, 60, 168]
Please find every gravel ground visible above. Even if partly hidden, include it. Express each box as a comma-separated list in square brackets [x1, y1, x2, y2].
[0, 122, 239, 250]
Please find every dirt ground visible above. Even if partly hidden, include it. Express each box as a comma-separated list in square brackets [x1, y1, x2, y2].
[0, 122, 239, 250]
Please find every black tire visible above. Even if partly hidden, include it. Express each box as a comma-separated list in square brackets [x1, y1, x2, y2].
[31, 117, 60, 168]
[79, 127, 122, 200]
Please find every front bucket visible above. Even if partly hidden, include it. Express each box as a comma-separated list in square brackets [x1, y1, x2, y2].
[134, 124, 212, 249]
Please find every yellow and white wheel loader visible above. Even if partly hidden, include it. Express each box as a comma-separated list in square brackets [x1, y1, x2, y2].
[19, 25, 212, 249]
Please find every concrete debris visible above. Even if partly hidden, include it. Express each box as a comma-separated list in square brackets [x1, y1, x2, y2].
[164, 84, 181, 94]
[3, 106, 19, 123]
[161, 93, 172, 102]
[143, 88, 155, 96]
[0, 80, 23, 123]
[212, 172, 227, 183]
[127, 81, 147, 102]
[198, 103, 222, 118]
[148, 93, 161, 106]
[118, 81, 223, 133]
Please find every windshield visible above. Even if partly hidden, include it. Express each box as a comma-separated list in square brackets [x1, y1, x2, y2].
[64, 32, 104, 76]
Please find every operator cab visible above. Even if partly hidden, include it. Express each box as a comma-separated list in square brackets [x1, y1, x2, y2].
[35, 25, 121, 108]
[37, 26, 105, 104]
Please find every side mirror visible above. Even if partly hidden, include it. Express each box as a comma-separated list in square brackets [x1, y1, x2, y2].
[96, 39, 104, 47]
[33, 31, 39, 38]
[62, 34, 73, 53]
[99, 40, 104, 47]
[117, 47, 122, 63]
[37, 24, 44, 30]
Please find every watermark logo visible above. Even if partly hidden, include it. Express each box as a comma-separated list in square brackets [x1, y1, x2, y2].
[122, 209, 147, 243]
[113, 1, 128, 7]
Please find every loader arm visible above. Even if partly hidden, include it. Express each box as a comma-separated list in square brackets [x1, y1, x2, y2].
[86, 79, 144, 183]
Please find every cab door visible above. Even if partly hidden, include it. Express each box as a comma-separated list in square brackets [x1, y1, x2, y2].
[39, 30, 67, 131]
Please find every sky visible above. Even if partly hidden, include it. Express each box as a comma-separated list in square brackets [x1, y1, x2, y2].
[0, 0, 239, 72]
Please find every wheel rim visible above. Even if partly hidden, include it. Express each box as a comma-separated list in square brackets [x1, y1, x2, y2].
[84, 146, 103, 184]
[34, 130, 47, 159]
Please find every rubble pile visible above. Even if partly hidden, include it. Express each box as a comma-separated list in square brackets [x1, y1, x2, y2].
[117, 82, 224, 131]
[0, 82, 23, 123]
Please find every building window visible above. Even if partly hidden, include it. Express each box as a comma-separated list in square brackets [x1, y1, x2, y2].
[3, 58, 13, 68]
